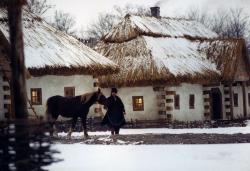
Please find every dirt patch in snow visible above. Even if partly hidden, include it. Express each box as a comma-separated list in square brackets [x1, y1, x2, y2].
[52, 133, 250, 145]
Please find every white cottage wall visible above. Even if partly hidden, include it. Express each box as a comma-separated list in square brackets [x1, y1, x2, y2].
[102, 87, 159, 121]
[0, 71, 4, 120]
[26, 75, 96, 118]
[169, 83, 204, 121]
[232, 85, 244, 118]
[100, 84, 250, 122]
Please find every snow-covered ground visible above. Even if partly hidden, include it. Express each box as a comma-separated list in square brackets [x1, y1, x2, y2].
[46, 143, 250, 171]
[46, 121, 250, 170]
[58, 120, 250, 137]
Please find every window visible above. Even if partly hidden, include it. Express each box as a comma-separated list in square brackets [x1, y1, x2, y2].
[30, 88, 42, 105]
[132, 96, 144, 111]
[189, 94, 195, 109]
[233, 93, 238, 107]
[248, 93, 250, 107]
[64, 87, 75, 97]
[174, 94, 180, 109]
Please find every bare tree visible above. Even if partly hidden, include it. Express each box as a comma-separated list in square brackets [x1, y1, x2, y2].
[52, 10, 76, 34]
[185, 8, 209, 26]
[113, 4, 150, 18]
[86, 13, 116, 40]
[26, 0, 52, 16]
[185, 7, 249, 39]
[208, 10, 229, 37]
[85, 4, 150, 40]
[226, 8, 249, 38]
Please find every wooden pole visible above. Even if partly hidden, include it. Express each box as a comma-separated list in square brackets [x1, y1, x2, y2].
[7, 3, 28, 119]
[5, 2, 31, 171]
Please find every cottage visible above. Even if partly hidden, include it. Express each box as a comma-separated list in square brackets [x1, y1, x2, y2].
[95, 7, 250, 121]
[0, 9, 118, 120]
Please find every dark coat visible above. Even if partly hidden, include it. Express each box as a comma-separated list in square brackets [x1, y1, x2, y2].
[102, 95, 126, 127]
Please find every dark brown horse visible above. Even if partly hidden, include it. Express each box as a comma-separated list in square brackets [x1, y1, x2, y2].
[46, 89, 106, 137]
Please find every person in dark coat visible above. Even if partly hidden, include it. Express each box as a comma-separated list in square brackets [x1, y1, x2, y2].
[101, 88, 126, 135]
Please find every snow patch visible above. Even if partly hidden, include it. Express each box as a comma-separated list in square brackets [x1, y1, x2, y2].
[57, 121, 250, 137]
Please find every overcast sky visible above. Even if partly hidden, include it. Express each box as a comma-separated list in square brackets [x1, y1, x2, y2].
[46, 0, 250, 31]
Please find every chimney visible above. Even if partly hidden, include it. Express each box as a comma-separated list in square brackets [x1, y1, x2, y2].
[150, 6, 160, 18]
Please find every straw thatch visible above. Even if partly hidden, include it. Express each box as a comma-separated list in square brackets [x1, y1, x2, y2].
[95, 14, 249, 87]
[0, 9, 119, 77]
[102, 14, 218, 43]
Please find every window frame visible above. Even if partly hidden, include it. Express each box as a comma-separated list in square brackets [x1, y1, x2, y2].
[132, 96, 144, 111]
[64, 87, 75, 97]
[30, 88, 42, 105]
[189, 94, 195, 109]
[174, 94, 180, 110]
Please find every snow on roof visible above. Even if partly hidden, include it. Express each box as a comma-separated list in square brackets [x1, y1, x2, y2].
[96, 36, 245, 87]
[0, 9, 118, 76]
[95, 14, 248, 87]
[103, 14, 218, 43]
[144, 36, 218, 76]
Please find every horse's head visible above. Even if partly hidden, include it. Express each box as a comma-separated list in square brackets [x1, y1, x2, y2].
[95, 88, 107, 105]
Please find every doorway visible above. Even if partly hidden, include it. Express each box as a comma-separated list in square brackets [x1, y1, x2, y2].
[210, 88, 222, 120]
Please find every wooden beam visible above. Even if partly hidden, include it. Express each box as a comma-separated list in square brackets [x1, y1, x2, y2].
[7, 3, 28, 119]
[242, 81, 247, 117]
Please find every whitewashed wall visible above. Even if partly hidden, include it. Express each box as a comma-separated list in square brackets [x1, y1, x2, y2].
[26, 75, 97, 118]
[170, 83, 204, 121]
[102, 84, 207, 122]
[25, 76, 250, 121]
[232, 85, 244, 118]
[0, 71, 4, 120]
[102, 86, 159, 121]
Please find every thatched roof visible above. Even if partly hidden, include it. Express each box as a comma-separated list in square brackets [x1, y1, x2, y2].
[0, 9, 119, 77]
[95, 15, 249, 87]
[103, 14, 218, 43]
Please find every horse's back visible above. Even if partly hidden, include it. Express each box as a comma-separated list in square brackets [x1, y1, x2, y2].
[47, 95, 83, 118]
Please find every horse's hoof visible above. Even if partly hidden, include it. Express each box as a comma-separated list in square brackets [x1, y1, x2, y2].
[67, 133, 72, 138]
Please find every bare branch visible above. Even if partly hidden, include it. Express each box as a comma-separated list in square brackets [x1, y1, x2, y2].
[26, 0, 52, 16]
[52, 10, 76, 35]
[85, 4, 150, 40]
[184, 7, 249, 39]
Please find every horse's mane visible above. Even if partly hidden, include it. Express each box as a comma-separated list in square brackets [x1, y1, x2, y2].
[80, 91, 96, 103]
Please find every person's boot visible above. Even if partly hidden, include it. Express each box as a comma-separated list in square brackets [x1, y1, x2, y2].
[115, 128, 119, 135]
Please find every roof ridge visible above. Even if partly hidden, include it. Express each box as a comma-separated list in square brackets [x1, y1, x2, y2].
[128, 13, 194, 22]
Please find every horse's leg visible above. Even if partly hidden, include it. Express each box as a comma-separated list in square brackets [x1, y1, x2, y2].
[51, 119, 58, 137]
[68, 117, 77, 137]
[81, 116, 88, 138]
[47, 114, 58, 137]
[46, 99, 59, 137]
